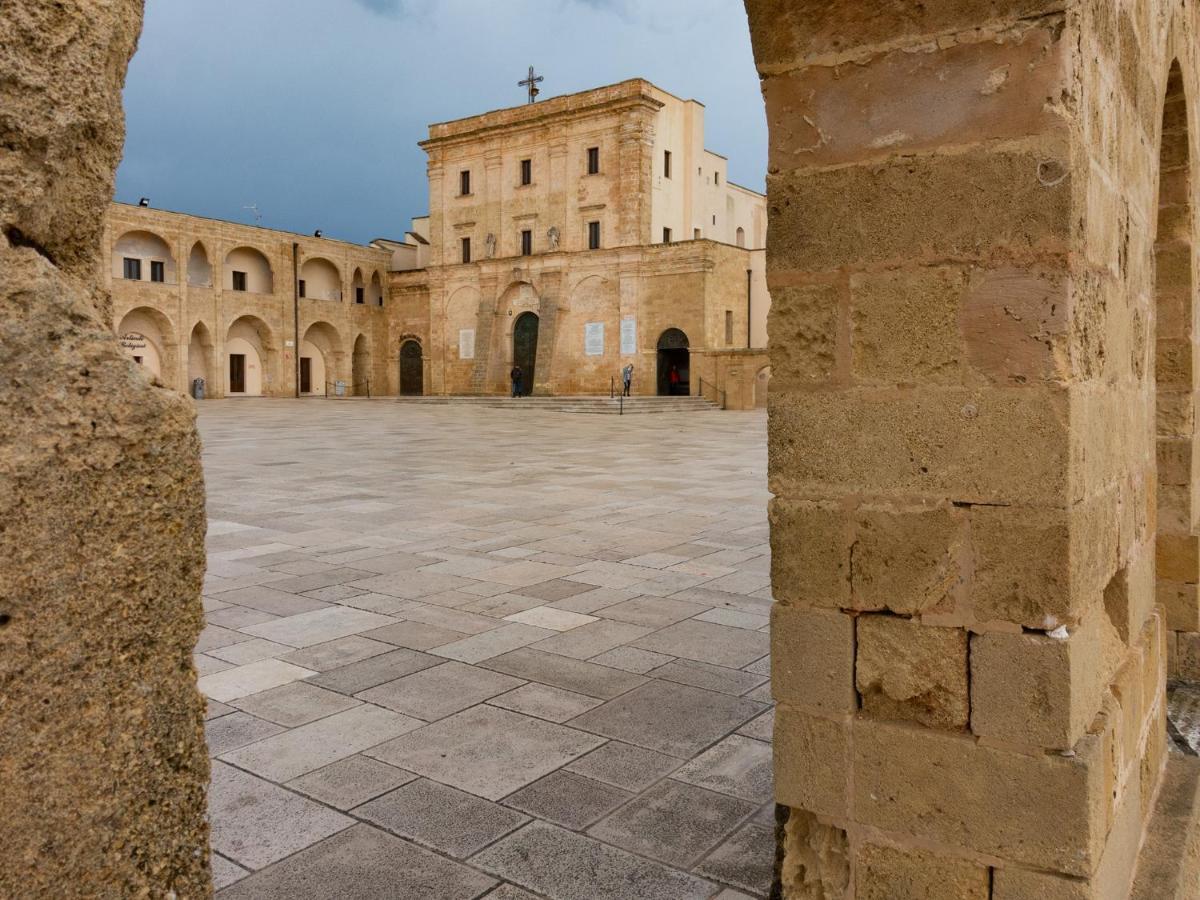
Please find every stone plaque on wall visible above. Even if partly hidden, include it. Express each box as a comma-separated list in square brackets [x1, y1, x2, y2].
[584, 322, 604, 356]
[620, 317, 636, 355]
[459, 328, 475, 359]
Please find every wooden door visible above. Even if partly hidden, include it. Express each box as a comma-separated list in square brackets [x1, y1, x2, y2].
[229, 353, 245, 393]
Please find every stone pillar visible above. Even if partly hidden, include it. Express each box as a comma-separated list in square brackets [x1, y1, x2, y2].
[533, 268, 563, 395]
[0, 0, 210, 897]
[748, 2, 1179, 896]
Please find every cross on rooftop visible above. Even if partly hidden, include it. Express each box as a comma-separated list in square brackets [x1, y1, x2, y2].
[518, 65, 543, 104]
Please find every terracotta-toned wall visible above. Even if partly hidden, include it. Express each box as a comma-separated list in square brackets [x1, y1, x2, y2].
[0, 1, 211, 895]
[749, 0, 1194, 895]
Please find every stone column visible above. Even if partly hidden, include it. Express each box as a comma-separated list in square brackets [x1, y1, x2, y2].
[617, 111, 654, 246]
[747, 2, 1177, 896]
[0, 1, 210, 896]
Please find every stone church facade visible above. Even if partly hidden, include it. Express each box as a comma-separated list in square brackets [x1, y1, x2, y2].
[102, 78, 771, 405]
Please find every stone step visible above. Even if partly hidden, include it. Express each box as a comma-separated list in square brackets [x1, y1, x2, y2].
[394, 395, 721, 413]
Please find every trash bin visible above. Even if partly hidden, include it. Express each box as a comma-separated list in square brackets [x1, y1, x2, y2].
[191, 377, 205, 400]
[334, 380, 346, 397]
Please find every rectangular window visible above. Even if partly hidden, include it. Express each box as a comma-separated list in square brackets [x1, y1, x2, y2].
[233, 271, 248, 292]
[355, 286, 365, 304]
[693, 228, 701, 240]
[664, 150, 672, 178]
[715, 171, 721, 184]
[461, 236, 472, 263]
[150, 260, 165, 283]
[520, 158, 532, 185]
[122, 257, 141, 280]
[587, 147, 600, 175]
[725, 310, 734, 345]
[521, 229, 533, 256]
[712, 214, 717, 225]
[662, 227, 672, 244]
[588, 221, 601, 250]
[297, 278, 305, 298]
[460, 170, 471, 195]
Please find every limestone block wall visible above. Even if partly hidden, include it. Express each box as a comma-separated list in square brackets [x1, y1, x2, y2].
[749, 0, 1195, 895]
[0, 0, 211, 895]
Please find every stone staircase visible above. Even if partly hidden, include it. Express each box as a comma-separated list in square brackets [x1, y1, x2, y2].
[394, 395, 721, 414]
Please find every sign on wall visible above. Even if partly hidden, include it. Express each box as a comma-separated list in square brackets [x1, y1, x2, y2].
[119, 332, 147, 352]
[620, 317, 636, 355]
[584, 322, 604, 356]
[459, 328, 476, 360]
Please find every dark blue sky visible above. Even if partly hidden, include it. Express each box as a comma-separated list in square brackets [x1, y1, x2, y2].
[115, 0, 767, 245]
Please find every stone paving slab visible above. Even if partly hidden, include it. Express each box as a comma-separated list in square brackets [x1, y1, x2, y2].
[198, 401, 772, 897]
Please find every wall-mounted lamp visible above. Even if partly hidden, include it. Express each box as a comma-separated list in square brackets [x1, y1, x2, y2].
[138, 197, 150, 207]
[313, 229, 323, 238]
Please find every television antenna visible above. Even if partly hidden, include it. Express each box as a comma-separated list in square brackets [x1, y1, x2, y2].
[243, 203, 262, 225]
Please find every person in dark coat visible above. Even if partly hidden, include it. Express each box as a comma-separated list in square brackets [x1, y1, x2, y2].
[511, 365, 523, 398]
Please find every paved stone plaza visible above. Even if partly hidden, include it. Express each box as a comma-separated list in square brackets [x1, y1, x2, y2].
[198, 399, 772, 899]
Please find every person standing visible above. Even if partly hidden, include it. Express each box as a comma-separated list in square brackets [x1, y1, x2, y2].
[669, 364, 680, 394]
[510, 365, 523, 398]
[621, 363, 633, 397]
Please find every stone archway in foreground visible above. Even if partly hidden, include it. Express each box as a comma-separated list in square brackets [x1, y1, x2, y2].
[747, 2, 1198, 897]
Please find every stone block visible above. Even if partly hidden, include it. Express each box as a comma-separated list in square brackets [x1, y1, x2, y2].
[856, 616, 968, 729]
[774, 705, 849, 819]
[850, 267, 965, 384]
[852, 718, 1106, 875]
[850, 503, 964, 615]
[769, 499, 850, 607]
[962, 266, 1069, 384]
[777, 808, 849, 900]
[991, 868, 1091, 900]
[1157, 533, 1199, 583]
[767, 281, 840, 389]
[1177, 631, 1200, 682]
[1158, 580, 1200, 637]
[971, 607, 1125, 750]
[770, 604, 856, 714]
[969, 496, 1118, 629]
[769, 386, 1070, 507]
[766, 149, 1071, 273]
[855, 843, 988, 900]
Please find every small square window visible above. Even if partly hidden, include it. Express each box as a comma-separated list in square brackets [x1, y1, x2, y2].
[460, 170, 471, 195]
[521, 229, 533, 256]
[662, 227, 672, 244]
[588, 221, 601, 250]
[461, 236, 472, 263]
[123, 257, 141, 280]
[150, 260, 165, 283]
[587, 147, 600, 175]
[355, 286, 365, 304]
[664, 150, 672, 179]
[233, 271, 248, 292]
[520, 159, 532, 186]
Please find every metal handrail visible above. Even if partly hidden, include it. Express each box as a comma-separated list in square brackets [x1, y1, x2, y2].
[322, 378, 371, 398]
[698, 377, 726, 410]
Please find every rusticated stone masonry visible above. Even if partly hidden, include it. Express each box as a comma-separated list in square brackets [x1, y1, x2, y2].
[748, 0, 1199, 896]
[0, 1, 211, 896]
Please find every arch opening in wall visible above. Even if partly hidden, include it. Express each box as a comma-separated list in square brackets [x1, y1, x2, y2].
[226, 314, 274, 396]
[1154, 59, 1199, 652]
[656, 327, 690, 396]
[188, 321, 216, 397]
[187, 242, 212, 287]
[400, 339, 423, 396]
[370, 271, 384, 306]
[736, 226, 746, 248]
[301, 321, 341, 395]
[117, 306, 176, 386]
[352, 333, 371, 396]
[352, 267, 366, 305]
[300, 257, 342, 302]
[754, 364, 771, 409]
[512, 312, 539, 396]
[224, 247, 273, 294]
[113, 230, 176, 284]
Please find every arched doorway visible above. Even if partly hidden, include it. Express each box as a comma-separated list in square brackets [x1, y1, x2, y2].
[188, 321, 216, 397]
[226, 315, 272, 396]
[657, 328, 690, 396]
[400, 340, 423, 395]
[513, 312, 539, 396]
[117, 307, 176, 387]
[352, 334, 371, 396]
[301, 321, 341, 396]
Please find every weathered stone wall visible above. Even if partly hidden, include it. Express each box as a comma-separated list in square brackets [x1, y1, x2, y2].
[0, 1, 211, 896]
[750, 0, 1194, 895]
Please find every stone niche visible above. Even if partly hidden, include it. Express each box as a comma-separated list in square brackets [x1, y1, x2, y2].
[0, 1, 211, 897]
[748, 0, 1200, 896]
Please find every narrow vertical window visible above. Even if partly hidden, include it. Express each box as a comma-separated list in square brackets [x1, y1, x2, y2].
[587, 147, 600, 175]
[460, 170, 471, 195]
[725, 310, 734, 344]
[150, 260, 165, 283]
[461, 237, 472, 263]
[664, 150, 672, 178]
[123, 257, 141, 280]
[296, 278, 305, 297]
[520, 159, 532, 185]
[233, 271, 248, 292]
[588, 221, 601, 250]
[715, 171, 721, 184]
[663, 227, 672, 244]
[521, 229, 533, 256]
[355, 286, 365, 304]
